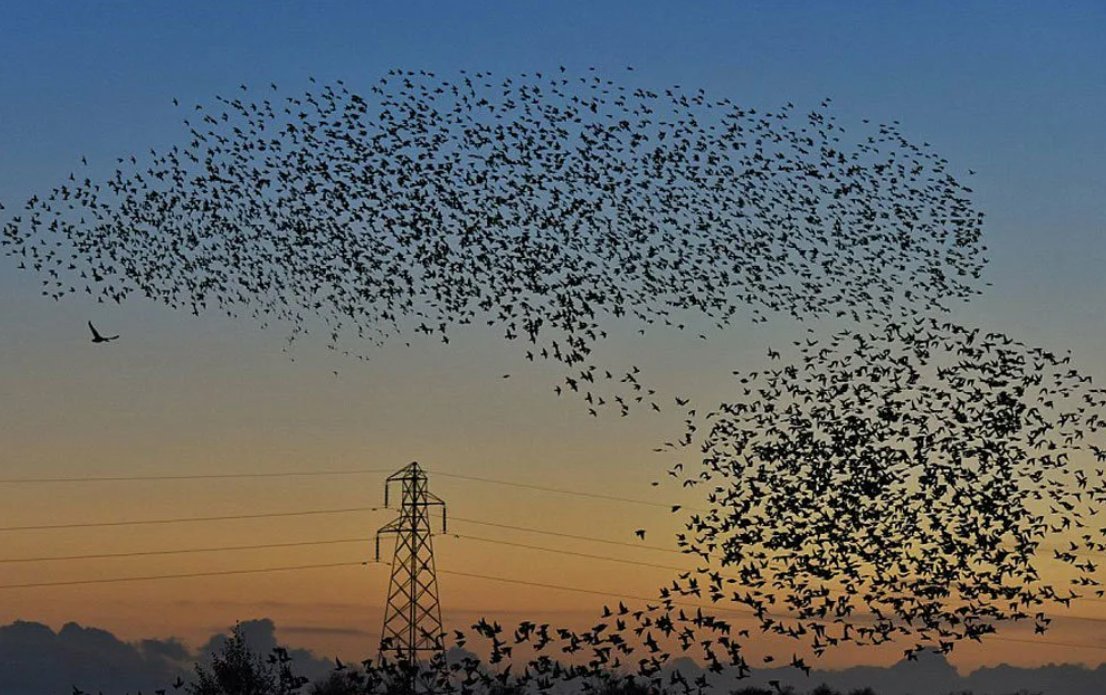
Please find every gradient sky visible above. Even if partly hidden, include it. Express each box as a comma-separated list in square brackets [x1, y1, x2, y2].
[1, 0, 1105, 675]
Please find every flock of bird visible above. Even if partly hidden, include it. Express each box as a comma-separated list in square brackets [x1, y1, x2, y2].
[0, 68, 985, 415]
[10, 70, 1100, 693]
[368, 319, 1106, 694]
[664, 318, 1106, 657]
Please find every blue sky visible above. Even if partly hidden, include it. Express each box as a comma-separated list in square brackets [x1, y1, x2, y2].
[3, 1, 1104, 330]
[1, 0, 1105, 671]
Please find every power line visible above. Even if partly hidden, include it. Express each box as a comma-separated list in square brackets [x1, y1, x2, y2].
[986, 635, 1106, 651]
[443, 537, 1106, 628]
[8, 526, 1104, 628]
[447, 519, 919, 607]
[436, 564, 806, 624]
[0, 508, 666, 556]
[5, 526, 1104, 631]
[449, 516, 684, 554]
[0, 466, 695, 513]
[447, 533, 696, 572]
[437, 565, 845, 627]
[0, 537, 367, 564]
[436, 569, 1106, 638]
[4, 466, 1106, 565]
[2, 480, 1104, 641]
[0, 561, 365, 590]
[0, 506, 381, 533]
[429, 470, 694, 511]
[3, 547, 1106, 654]
[0, 469, 393, 484]
[451, 511, 1106, 587]
[10, 464, 1101, 566]
[5, 502, 1102, 620]
[8, 501, 1096, 614]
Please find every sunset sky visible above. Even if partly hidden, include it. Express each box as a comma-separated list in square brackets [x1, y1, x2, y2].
[1, 0, 1105, 678]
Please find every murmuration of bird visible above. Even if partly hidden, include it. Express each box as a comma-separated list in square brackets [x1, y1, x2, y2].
[1, 68, 986, 419]
[332, 318, 1106, 693]
[657, 317, 1106, 664]
[4, 69, 1032, 694]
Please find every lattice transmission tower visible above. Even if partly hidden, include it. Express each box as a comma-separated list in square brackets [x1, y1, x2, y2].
[376, 461, 447, 666]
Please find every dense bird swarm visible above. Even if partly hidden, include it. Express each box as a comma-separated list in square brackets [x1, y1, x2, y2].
[663, 318, 1106, 658]
[370, 320, 1106, 692]
[12, 71, 1091, 692]
[1, 69, 985, 413]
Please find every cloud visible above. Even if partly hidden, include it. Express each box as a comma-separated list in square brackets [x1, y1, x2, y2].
[0, 620, 190, 695]
[4, 618, 1106, 695]
[0, 617, 339, 695]
[174, 598, 371, 611]
[279, 625, 374, 637]
[702, 651, 1106, 695]
[194, 617, 335, 683]
[138, 636, 191, 662]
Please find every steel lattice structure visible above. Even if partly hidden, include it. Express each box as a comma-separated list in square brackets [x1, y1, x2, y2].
[376, 462, 447, 666]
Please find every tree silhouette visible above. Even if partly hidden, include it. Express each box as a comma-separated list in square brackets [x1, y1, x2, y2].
[306, 671, 361, 695]
[188, 623, 308, 695]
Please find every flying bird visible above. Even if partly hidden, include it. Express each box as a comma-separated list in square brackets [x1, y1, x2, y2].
[87, 321, 118, 343]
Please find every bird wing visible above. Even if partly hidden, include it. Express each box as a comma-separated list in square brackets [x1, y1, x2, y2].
[88, 321, 103, 340]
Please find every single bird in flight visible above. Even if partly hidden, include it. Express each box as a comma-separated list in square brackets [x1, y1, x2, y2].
[88, 321, 119, 343]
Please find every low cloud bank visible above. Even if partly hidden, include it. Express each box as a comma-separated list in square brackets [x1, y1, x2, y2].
[2, 619, 1105, 694]
[0, 617, 332, 695]
[674, 651, 1106, 695]
[0, 620, 189, 694]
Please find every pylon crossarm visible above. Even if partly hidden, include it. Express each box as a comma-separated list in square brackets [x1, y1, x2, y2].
[377, 517, 407, 534]
[375, 533, 392, 562]
[423, 492, 448, 532]
[375, 518, 407, 561]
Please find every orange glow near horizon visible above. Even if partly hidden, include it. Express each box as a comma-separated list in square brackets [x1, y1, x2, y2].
[4, 447, 1106, 675]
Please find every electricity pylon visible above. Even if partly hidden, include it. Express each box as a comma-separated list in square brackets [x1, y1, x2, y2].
[376, 461, 447, 666]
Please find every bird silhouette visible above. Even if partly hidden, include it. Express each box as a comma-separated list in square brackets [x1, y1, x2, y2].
[87, 321, 118, 343]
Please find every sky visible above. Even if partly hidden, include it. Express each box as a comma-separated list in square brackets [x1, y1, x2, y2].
[0, 0, 1105, 680]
